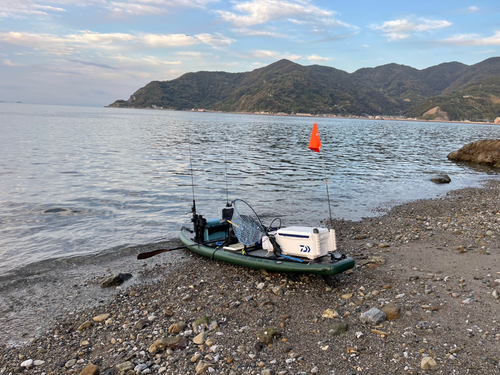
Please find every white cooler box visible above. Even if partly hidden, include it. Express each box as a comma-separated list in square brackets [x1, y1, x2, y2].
[265, 226, 336, 260]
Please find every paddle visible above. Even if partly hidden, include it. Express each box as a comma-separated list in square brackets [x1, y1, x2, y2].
[137, 239, 222, 260]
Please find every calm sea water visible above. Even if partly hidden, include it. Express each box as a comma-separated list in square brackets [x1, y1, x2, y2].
[1, 104, 500, 279]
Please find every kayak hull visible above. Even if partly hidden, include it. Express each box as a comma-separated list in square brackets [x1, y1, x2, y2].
[180, 227, 355, 276]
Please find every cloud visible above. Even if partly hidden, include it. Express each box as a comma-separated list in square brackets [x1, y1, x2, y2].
[0, 32, 76, 55]
[174, 51, 212, 58]
[441, 31, 500, 46]
[0, 0, 218, 19]
[215, 0, 336, 27]
[371, 18, 452, 41]
[194, 33, 234, 47]
[231, 28, 287, 38]
[0, 30, 232, 54]
[3, 59, 26, 66]
[66, 59, 117, 69]
[0, 1, 65, 19]
[307, 55, 329, 62]
[250, 50, 301, 60]
[142, 34, 199, 47]
[110, 54, 182, 67]
[456, 6, 479, 14]
[106, 0, 219, 16]
[105, 2, 167, 16]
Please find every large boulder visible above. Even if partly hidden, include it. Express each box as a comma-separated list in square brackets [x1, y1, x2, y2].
[447, 140, 500, 168]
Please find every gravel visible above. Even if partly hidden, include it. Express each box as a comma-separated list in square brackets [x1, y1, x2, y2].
[1, 181, 499, 375]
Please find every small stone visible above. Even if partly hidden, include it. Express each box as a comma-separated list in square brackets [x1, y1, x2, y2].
[271, 286, 281, 295]
[193, 317, 217, 333]
[322, 309, 339, 319]
[493, 290, 499, 299]
[195, 361, 210, 374]
[77, 321, 93, 331]
[360, 307, 386, 325]
[330, 322, 348, 336]
[79, 364, 100, 375]
[364, 255, 386, 265]
[341, 293, 353, 300]
[149, 338, 170, 354]
[421, 356, 438, 370]
[168, 321, 187, 334]
[134, 318, 149, 330]
[486, 230, 494, 236]
[33, 360, 45, 366]
[430, 175, 451, 184]
[116, 362, 134, 372]
[475, 239, 488, 247]
[257, 327, 281, 344]
[65, 359, 77, 368]
[21, 359, 33, 368]
[381, 302, 400, 320]
[134, 364, 148, 372]
[100, 273, 132, 287]
[93, 314, 110, 322]
[191, 353, 202, 363]
[261, 370, 275, 375]
[193, 332, 208, 345]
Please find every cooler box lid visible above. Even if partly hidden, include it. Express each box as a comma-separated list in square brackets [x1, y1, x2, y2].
[277, 226, 329, 237]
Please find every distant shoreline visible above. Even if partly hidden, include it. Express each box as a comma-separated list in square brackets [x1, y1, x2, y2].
[105, 105, 500, 126]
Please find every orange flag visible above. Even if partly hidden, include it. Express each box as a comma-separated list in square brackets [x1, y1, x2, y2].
[308, 122, 322, 153]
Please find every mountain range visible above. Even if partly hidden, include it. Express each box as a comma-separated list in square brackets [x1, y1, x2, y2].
[109, 57, 500, 122]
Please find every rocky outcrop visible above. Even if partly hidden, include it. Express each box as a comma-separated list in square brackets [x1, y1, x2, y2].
[447, 139, 500, 167]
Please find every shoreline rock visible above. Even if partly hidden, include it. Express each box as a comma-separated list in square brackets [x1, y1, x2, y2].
[447, 139, 500, 167]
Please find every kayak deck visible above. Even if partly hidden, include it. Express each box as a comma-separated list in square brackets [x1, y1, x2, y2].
[180, 226, 355, 276]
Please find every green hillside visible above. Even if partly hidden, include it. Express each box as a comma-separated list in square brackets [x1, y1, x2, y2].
[109, 58, 500, 120]
[407, 76, 500, 121]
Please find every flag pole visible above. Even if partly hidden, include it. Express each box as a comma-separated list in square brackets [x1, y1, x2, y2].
[308, 122, 334, 228]
[320, 149, 334, 227]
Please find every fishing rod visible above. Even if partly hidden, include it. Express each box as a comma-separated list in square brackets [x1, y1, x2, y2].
[188, 137, 196, 216]
[187, 136, 206, 243]
[225, 145, 231, 207]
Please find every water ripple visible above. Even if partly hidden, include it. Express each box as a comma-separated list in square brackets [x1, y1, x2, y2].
[1, 105, 500, 276]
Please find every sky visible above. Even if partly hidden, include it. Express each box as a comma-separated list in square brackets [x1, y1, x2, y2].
[1, 1, 499, 106]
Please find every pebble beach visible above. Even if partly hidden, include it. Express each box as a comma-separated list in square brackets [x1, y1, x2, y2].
[1, 181, 500, 375]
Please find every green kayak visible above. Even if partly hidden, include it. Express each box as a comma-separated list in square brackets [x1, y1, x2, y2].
[180, 226, 355, 276]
